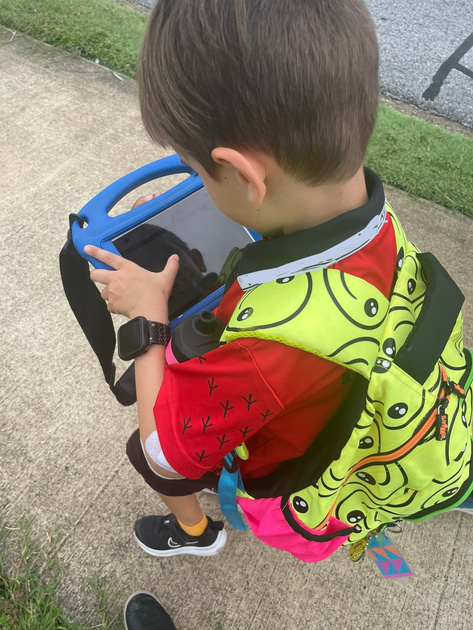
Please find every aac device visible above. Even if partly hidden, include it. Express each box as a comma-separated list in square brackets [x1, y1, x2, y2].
[71, 154, 258, 323]
[60, 154, 259, 405]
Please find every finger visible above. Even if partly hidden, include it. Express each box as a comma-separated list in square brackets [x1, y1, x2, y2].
[101, 286, 109, 302]
[90, 268, 114, 285]
[161, 254, 180, 285]
[131, 192, 162, 210]
[84, 245, 124, 270]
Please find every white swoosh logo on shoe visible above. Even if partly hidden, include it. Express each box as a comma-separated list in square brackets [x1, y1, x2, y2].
[168, 537, 200, 548]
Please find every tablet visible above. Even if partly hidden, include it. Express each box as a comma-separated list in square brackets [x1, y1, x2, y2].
[112, 187, 255, 321]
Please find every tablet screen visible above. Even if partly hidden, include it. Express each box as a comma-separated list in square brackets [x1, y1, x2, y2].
[112, 188, 255, 320]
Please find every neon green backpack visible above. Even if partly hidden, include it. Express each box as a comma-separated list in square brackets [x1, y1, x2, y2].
[217, 206, 473, 562]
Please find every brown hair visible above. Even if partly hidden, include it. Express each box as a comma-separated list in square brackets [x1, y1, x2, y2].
[139, 0, 379, 185]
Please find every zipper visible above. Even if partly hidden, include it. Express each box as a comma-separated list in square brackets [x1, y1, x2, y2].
[436, 376, 466, 442]
[435, 396, 449, 441]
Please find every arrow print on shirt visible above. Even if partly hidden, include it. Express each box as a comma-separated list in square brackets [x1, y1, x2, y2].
[220, 400, 234, 418]
[182, 417, 193, 435]
[208, 377, 218, 396]
[243, 393, 258, 411]
[260, 409, 274, 422]
[216, 434, 231, 450]
[202, 415, 213, 433]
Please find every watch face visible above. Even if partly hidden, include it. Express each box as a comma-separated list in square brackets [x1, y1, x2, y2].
[118, 318, 148, 360]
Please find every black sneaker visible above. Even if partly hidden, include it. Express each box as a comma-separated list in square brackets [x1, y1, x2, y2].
[134, 514, 227, 557]
[124, 591, 176, 630]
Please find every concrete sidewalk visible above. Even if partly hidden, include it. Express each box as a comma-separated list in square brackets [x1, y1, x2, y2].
[1, 27, 473, 630]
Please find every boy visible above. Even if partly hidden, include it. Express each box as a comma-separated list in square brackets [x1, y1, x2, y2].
[85, 0, 414, 556]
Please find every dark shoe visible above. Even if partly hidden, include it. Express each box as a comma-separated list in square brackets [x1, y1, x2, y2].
[134, 513, 227, 557]
[124, 592, 176, 630]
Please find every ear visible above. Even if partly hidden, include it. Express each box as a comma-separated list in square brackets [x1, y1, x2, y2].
[211, 147, 267, 206]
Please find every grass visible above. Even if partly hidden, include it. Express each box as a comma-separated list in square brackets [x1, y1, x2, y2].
[0, 520, 116, 630]
[0, 0, 147, 77]
[367, 104, 473, 216]
[1, 0, 473, 219]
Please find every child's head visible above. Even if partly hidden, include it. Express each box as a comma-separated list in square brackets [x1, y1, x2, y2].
[139, 0, 378, 187]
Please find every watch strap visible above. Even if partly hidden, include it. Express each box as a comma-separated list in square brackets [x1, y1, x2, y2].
[148, 321, 171, 347]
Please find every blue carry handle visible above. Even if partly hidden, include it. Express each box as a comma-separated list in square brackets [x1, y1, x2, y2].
[71, 154, 200, 270]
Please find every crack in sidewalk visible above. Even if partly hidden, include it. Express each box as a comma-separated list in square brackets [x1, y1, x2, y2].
[54, 458, 128, 554]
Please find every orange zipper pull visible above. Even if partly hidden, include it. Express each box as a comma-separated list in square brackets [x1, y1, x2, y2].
[436, 397, 449, 441]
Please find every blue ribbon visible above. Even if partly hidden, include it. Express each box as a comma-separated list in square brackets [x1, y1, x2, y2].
[218, 453, 248, 530]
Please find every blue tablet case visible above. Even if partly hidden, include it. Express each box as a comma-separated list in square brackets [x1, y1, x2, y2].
[60, 155, 258, 405]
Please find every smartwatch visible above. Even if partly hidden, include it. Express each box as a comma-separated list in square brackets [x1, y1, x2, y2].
[117, 316, 171, 361]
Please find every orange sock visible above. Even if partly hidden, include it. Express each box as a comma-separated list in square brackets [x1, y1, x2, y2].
[178, 515, 208, 537]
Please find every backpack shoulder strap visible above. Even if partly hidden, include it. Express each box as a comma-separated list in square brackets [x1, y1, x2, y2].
[394, 251, 464, 383]
[59, 231, 136, 406]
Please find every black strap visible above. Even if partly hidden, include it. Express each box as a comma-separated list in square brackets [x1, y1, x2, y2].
[59, 228, 136, 406]
[394, 252, 465, 384]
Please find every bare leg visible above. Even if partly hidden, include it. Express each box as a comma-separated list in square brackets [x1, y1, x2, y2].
[157, 492, 205, 526]
[138, 442, 206, 527]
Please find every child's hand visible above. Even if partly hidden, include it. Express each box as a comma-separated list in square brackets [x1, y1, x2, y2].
[85, 245, 179, 321]
[131, 192, 161, 210]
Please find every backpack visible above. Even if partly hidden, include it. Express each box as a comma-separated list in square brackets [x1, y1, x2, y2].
[216, 205, 473, 562]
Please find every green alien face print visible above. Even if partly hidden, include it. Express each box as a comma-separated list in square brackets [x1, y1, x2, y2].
[222, 269, 390, 379]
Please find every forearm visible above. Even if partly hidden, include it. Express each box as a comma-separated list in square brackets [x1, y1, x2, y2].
[84, 243, 181, 475]
[134, 342, 166, 440]
[132, 304, 184, 478]
[134, 345, 185, 479]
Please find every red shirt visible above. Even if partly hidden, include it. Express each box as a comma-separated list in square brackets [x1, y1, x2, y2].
[155, 170, 397, 480]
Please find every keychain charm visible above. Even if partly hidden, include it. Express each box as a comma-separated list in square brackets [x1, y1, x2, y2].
[367, 531, 413, 578]
[349, 535, 370, 562]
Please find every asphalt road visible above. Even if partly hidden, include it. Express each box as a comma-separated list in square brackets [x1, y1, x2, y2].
[366, 0, 473, 128]
[129, 0, 473, 130]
